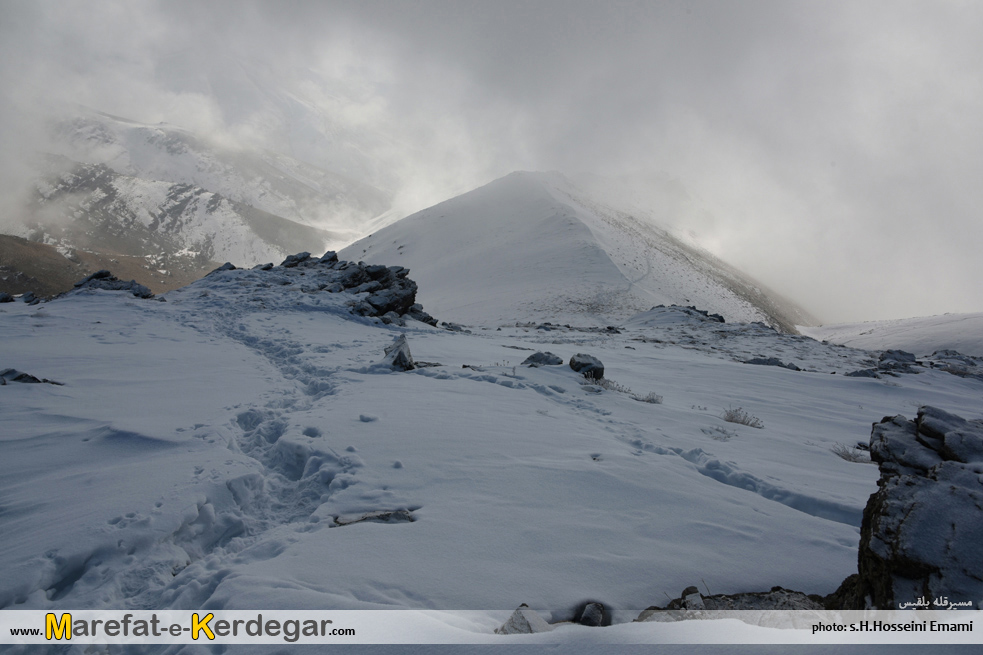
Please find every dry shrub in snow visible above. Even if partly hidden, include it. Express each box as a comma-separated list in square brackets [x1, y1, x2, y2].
[722, 406, 764, 429]
[830, 442, 873, 464]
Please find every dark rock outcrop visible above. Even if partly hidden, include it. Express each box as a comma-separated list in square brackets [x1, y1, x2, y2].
[522, 351, 564, 367]
[827, 406, 983, 609]
[69, 270, 154, 298]
[744, 357, 801, 371]
[0, 292, 13, 303]
[1, 368, 63, 386]
[569, 353, 604, 380]
[577, 602, 606, 627]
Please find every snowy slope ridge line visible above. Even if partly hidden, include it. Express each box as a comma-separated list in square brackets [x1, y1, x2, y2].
[341, 171, 816, 330]
[802, 312, 983, 358]
[3, 258, 983, 636]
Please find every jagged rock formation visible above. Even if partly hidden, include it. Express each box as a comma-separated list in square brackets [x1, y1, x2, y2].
[827, 406, 983, 609]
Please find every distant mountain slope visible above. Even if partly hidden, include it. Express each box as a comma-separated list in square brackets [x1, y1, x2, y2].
[18, 155, 334, 268]
[801, 314, 983, 357]
[341, 171, 816, 330]
[53, 110, 391, 244]
[0, 234, 214, 298]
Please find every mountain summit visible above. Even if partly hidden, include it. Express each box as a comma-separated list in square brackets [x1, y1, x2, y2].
[341, 172, 816, 330]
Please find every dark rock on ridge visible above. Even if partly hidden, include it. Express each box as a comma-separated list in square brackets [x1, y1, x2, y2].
[69, 270, 154, 298]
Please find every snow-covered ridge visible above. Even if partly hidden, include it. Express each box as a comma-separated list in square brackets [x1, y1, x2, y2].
[801, 312, 983, 358]
[341, 171, 816, 331]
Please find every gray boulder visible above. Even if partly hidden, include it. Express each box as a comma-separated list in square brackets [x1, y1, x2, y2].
[383, 335, 415, 371]
[522, 351, 564, 367]
[208, 262, 236, 275]
[0, 292, 12, 303]
[280, 252, 311, 268]
[495, 605, 554, 635]
[827, 406, 983, 609]
[570, 353, 604, 380]
[578, 602, 605, 626]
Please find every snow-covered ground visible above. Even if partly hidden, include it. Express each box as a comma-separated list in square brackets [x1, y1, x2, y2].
[801, 313, 983, 358]
[3, 261, 982, 651]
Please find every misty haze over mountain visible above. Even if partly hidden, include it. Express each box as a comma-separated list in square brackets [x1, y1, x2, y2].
[2, 0, 983, 322]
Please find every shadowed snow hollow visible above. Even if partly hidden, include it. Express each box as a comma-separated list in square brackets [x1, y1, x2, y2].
[341, 172, 816, 330]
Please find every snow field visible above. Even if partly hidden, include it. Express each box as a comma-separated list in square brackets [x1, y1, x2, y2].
[2, 276, 982, 645]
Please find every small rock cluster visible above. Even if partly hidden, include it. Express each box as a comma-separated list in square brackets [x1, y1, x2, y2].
[826, 406, 983, 610]
[845, 349, 920, 379]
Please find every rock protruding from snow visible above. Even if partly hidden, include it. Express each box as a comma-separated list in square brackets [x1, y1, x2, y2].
[744, 357, 801, 371]
[383, 335, 415, 372]
[0, 368, 63, 386]
[578, 602, 606, 626]
[70, 270, 154, 298]
[0, 292, 12, 303]
[495, 604, 554, 635]
[639, 585, 823, 619]
[522, 351, 564, 367]
[827, 406, 983, 609]
[570, 353, 604, 380]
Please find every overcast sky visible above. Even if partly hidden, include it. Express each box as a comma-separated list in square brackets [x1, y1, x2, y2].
[2, 0, 982, 323]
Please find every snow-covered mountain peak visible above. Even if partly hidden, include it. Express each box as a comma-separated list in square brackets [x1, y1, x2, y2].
[341, 171, 816, 330]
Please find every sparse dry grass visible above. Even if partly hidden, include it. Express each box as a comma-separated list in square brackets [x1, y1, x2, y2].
[831, 442, 873, 464]
[721, 406, 764, 429]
